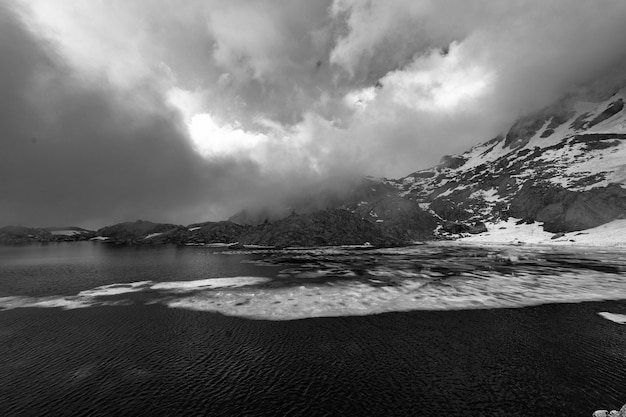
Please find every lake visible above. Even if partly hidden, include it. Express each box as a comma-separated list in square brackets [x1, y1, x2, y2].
[1, 242, 625, 416]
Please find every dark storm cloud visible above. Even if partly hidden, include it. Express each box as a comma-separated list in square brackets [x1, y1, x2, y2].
[0, 5, 295, 228]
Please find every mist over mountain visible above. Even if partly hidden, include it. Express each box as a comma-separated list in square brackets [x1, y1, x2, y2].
[4, 80, 625, 247]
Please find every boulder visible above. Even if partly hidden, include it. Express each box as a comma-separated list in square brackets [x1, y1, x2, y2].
[468, 221, 487, 234]
[442, 221, 470, 234]
[509, 183, 626, 232]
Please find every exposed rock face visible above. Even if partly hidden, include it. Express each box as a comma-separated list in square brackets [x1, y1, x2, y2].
[340, 184, 438, 241]
[187, 221, 250, 244]
[442, 221, 470, 234]
[231, 177, 438, 245]
[469, 221, 488, 234]
[238, 209, 405, 247]
[504, 115, 546, 149]
[509, 183, 626, 232]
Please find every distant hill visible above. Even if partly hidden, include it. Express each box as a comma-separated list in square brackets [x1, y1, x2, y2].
[0, 225, 95, 244]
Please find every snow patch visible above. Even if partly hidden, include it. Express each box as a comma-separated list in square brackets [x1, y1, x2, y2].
[144, 232, 163, 239]
[437, 184, 469, 198]
[551, 220, 626, 246]
[564, 140, 626, 189]
[50, 230, 85, 236]
[469, 188, 501, 202]
[150, 277, 269, 291]
[458, 139, 512, 171]
[78, 281, 152, 297]
[598, 312, 626, 324]
[459, 218, 626, 247]
[458, 218, 553, 245]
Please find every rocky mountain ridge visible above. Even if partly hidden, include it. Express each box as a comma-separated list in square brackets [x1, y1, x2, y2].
[386, 87, 626, 234]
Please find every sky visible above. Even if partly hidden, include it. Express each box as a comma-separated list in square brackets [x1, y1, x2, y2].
[2, 0, 626, 228]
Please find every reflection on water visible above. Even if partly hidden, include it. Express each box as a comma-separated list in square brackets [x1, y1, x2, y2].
[1, 243, 626, 320]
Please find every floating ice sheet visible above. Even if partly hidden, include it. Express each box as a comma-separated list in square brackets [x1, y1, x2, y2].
[78, 281, 152, 297]
[150, 277, 270, 291]
[2, 246, 626, 321]
[162, 271, 626, 320]
[598, 312, 626, 324]
[2, 270, 626, 321]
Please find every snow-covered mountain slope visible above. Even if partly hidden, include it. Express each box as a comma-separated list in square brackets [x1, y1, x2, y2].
[387, 88, 626, 233]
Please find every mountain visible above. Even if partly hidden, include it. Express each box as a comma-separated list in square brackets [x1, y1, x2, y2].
[228, 87, 626, 243]
[386, 87, 626, 234]
[3, 87, 625, 247]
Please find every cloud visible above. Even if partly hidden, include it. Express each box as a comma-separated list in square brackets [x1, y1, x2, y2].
[331, 0, 626, 107]
[3, 0, 626, 226]
[0, 4, 318, 228]
[316, 0, 626, 175]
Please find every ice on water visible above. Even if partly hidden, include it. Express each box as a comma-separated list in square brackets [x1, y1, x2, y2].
[1, 245, 625, 321]
[598, 312, 626, 324]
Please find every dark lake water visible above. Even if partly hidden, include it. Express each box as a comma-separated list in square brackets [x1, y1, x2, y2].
[1, 242, 625, 416]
